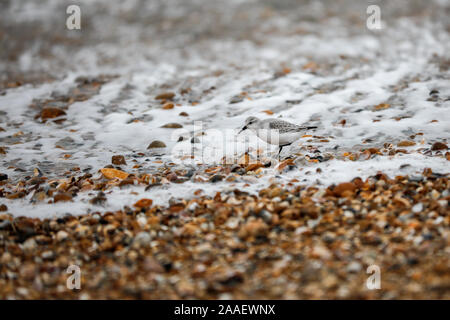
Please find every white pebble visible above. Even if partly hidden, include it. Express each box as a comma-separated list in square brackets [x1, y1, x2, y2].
[137, 216, 147, 228]
[56, 230, 69, 241]
[412, 203, 423, 213]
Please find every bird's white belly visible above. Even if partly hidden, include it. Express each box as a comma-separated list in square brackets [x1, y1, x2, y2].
[255, 129, 302, 145]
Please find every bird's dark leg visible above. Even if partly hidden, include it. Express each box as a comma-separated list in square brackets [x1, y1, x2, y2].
[278, 143, 291, 155]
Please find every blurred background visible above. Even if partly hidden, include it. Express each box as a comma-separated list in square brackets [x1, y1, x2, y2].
[1, 0, 449, 87]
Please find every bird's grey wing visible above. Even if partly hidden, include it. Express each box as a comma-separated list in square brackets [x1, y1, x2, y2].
[267, 119, 304, 133]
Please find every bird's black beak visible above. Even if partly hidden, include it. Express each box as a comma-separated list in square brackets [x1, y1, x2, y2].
[238, 126, 247, 134]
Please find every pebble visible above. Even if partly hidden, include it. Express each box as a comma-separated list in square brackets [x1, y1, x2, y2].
[412, 203, 423, 213]
[143, 257, 165, 273]
[41, 251, 54, 260]
[111, 155, 127, 165]
[311, 245, 332, 260]
[56, 230, 69, 242]
[430, 190, 440, 200]
[225, 217, 239, 229]
[162, 102, 174, 109]
[133, 232, 152, 247]
[147, 140, 167, 148]
[259, 210, 272, 223]
[40, 107, 66, 121]
[346, 261, 362, 273]
[161, 123, 183, 128]
[210, 175, 224, 183]
[431, 142, 447, 151]
[332, 182, 356, 197]
[229, 95, 244, 104]
[22, 238, 37, 251]
[53, 192, 72, 202]
[155, 92, 175, 100]
[137, 216, 148, 228]
[134, 198, 153, 208]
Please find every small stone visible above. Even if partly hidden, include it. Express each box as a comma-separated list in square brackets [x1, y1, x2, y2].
[137, 216, 148, 228]
[56, 230, 69, 242]
[41, 251, 54, 260]
[238, 219, 268, 239]
[143, 257, 164, 273]
[162, 102, 174, 110]
[161, 123, 183, 128]
[245, 162, 264, 172]
[40, 108, 66, 121]
[412, 203, 423, 213]
[0, 173, 8, 181]
[111, 155, 126, 165]
[119, 177, 135, 187]
[210, 175, 224, 183]
[179, 112, 189, 117]
[133, 232, 152, 247]
[229, 95, 244, 104]
[397, 140, 416, 147]
[166, 173, 178, 182]
[75, 225, 89, 237]
[53, 193, 72, 202]
[259, 210, 272, 223]
[431, 142, 447, 151]
[322, 232, 336, 244]
[155, 92, 175, 100]
[186, 202, 199, 212]
[437, 200, 447, 208]
[332, 182, 356, 197]
[311, 245, 332, 260]
[429, 89, 439, 96]
[409, 176, 423, 182]
[134, 198, 153, 209]
[346, 261, 362, 273]
[225, 217, 239, 229]
[148, 140, 167, 149]
[430, 190, 440, 200]
[373, 103, 390, 111]
[176, 279, 195, 297]
[22, 238, 37, 251]
[0, 204, 7, 212]
[343, 210, 354, 218]
[100, 168, 129, 180]
[216, 292, 236, 301]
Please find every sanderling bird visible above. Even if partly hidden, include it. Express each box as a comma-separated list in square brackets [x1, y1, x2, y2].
[239, 116, 317, 154]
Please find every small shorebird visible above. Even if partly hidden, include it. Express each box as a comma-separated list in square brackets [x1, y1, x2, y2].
[239, 116, 317, 154]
